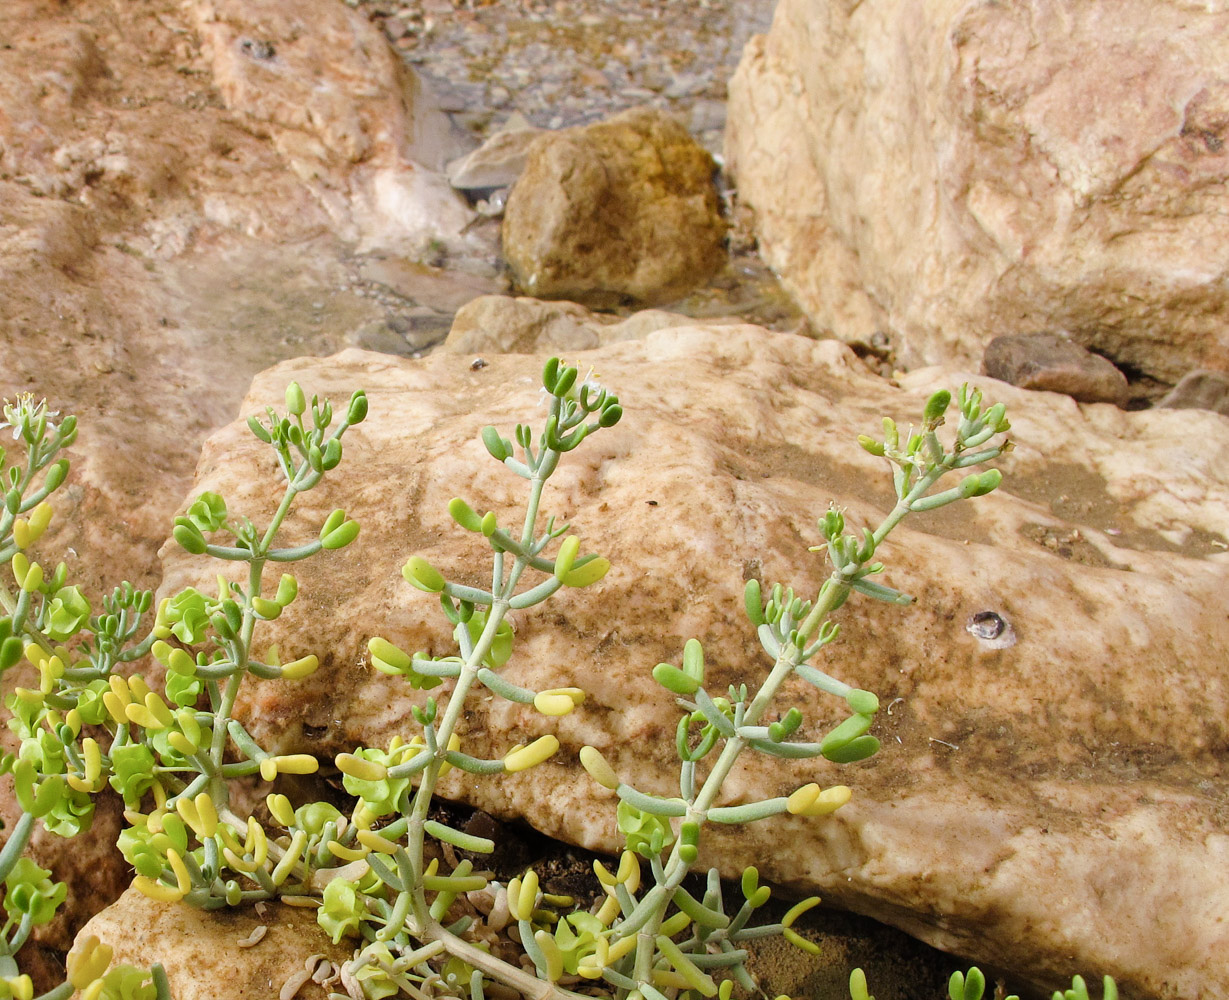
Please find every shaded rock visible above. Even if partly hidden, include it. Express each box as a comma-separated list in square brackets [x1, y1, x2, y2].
[358, 258, 504, 314]
[446, 115, 547, 190]
[1158, 368, 1229, 416]
[77, 887, 353, 1000]
[159, 329, 1229, 999]
[725, 0, 1229, 383]
[0, 791, 126, 991]
[982, 332, 1129, 405]
[442, 294, 741, 354]
[502, 107, 727, 306]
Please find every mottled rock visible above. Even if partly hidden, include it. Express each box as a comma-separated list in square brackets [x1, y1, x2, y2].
[189, 0, 476, 258]
[982, 332, 1129, 405]
[77, 887, 352, 1000]
[442, 294, 739, 354]
[159, 330, 1229, 999]
[502, 107, 727, 306]
[725, 0, 1229, 382]
[1158, 369, 1229, 416]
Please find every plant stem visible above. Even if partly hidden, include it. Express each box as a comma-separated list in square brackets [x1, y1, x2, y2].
[404, 460, 552, 932]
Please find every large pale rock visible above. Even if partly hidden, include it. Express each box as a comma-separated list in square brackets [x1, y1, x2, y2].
[77, 887, 353, 1000]
[502, 108, 728, 307]
[158, 329, 1228, 999]
[446, 116, 547, 191]
[725, 0, 1229, 383]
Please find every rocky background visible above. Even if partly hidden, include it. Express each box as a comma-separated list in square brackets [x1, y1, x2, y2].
[1, 0, 1226, 998]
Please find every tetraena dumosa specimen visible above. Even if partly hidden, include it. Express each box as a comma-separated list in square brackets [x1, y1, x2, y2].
[0, 367, 1117, 1000]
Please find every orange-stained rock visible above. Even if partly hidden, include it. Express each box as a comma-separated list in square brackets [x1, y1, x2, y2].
[0, 0, 467, 965]
[157, 330, 1229, 999]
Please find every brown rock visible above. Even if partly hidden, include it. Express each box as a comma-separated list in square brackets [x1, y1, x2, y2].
[502, 107, 728, 306]
[158, 329, 1229, 999]
[76, 887, 353, 1000]
[725, 0, 1229, 383]
[442, 294, 741, 354]
[982, 332, 1129, 405]
[1158, 368, 1229, 416]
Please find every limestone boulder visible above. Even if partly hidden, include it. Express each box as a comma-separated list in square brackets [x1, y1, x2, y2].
[446, 116, 547, 191]
[442, 294, 741, 355]
[725, 0, 1229, 383]
[77, 887, 353, 1000]
[502, 108, 728, 307]
[1159, 369, 1229, 416]
[158, 329, 1228, 999]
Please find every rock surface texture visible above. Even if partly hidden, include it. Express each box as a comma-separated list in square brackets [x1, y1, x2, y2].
[157, 331, 1229, 1000]
[502, 107, 728, 306]
[725, 0, 1229, 383]
[78, 887, 354, 1000]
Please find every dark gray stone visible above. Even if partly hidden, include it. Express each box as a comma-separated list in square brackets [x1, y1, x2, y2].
[1158, 368, 1229, 416]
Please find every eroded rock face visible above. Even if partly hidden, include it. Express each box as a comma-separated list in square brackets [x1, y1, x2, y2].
[158, 331, 1229, 999]
[725, 0, 1229, 383]
[502, 107, 728, 306]
[188, 0, 474, 258]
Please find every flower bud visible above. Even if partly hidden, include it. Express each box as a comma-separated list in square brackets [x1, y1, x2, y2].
[285, 382, 306, 416]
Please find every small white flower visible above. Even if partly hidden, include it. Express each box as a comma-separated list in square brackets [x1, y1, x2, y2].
[0, 393, 59, 440]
